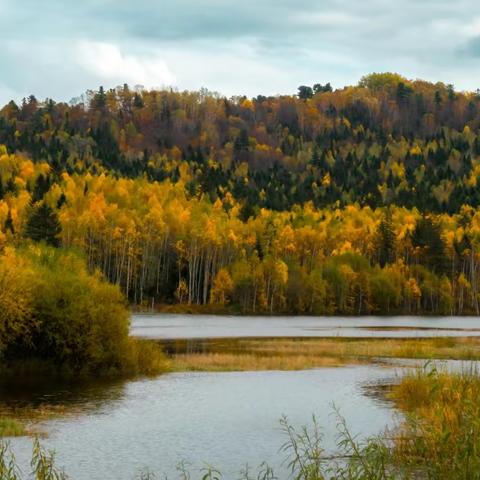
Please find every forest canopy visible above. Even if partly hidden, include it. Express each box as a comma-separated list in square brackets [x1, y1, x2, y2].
[1, 73, 480, 315]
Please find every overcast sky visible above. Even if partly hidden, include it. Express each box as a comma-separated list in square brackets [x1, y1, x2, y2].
[1, 0, 479, 104]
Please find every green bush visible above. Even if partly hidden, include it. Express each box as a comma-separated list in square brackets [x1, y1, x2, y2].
[0, 244, 167, 376]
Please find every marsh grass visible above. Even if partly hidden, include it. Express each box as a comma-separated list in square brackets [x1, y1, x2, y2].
[0, 438, 66, 480]
[390, 364, 480, 479]
[170, 336, 480, 372]
[0, 418, 26, 438]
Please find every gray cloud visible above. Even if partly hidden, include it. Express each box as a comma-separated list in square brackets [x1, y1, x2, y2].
[0, 0, 479, 104]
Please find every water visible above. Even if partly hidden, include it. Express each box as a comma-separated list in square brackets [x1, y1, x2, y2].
[5, 314, 478, 479]
[5, 365, 400, 480]
[131, 314, 480, 339]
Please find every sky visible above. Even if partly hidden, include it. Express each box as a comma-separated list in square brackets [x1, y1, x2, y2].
[0, 0, 479, 105]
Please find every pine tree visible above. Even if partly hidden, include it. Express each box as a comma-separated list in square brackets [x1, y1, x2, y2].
[24, 202, 61, 247]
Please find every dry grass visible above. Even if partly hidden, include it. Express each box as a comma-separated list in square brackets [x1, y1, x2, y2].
[388, 367, 480, 479]
[170, 336, 480, 371]
[173, 352, 348, 371]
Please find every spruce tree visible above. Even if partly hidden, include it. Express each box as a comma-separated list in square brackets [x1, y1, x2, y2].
[32, 174, 50, 202]
[24, 202, 61, 247]
[377, 209, 396, 267]
[412, 215, 448, 274]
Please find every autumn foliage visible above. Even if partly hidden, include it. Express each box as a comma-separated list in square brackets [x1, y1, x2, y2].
[1, 74, 480, 315]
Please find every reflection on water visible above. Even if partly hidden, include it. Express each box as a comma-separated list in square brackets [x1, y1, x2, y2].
[0, 375, 128, 421]
[5, 366, 401, 480]
[131, 314, 480, 339]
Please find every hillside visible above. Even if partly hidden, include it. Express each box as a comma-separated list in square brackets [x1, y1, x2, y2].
[1, 73, 480, 315]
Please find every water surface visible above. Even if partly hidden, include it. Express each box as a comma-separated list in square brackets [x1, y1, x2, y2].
[7, 365, 400, 480]
[132, 314, 480, 339]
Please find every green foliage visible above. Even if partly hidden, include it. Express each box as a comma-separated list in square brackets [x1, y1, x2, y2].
[376, 210, 396, 267]
[412, 216, 449, 274]
[0, 418, 25, 437]
[24, 203, 61, 247]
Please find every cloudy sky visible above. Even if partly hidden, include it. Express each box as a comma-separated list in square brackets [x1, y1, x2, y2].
[1, 0, 479, 104]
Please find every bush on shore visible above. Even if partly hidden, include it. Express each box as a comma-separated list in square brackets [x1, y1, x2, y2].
[0, 244, 167, 376]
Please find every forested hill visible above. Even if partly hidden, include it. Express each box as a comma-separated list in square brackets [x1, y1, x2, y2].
[1, 72, 480, 215]
[2, 73, 480, 316]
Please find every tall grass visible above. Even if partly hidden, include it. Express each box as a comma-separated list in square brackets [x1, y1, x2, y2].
[0, 439, 66, 480]
[391, 365, 480, 479]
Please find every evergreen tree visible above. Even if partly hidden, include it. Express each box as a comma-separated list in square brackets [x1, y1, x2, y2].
[5, 176, 18, 195]
[56, 192, 67, 209]
[377, 209, 396, 267]
[412, 215, 448, 274]
[4, 209, 14, 234]
[24, 202, 61, 247]
[32, 174, 50, 203]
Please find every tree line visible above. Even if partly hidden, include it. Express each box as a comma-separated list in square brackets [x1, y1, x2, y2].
[1, 145, 480, 315]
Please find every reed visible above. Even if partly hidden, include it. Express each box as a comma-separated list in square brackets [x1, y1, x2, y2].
[170, 336, 480, 372]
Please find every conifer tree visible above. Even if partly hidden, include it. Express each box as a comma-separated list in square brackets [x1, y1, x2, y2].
[24, 202, 61, 247]
[412, 215, 448, 274]
[377, 209, 396, 267]
[4, 209, 14, 234]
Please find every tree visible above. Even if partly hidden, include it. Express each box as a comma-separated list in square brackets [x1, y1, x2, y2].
[376, 209, 396, 267]
[24, 202, 62, 247]
[396, 82, 413, 105]
[210, 269, 234, 305]
[32, 174, 51, 203]
[4, 209, 14, 234]
[297, 86, 313, 100]
[412, 216, 448, 274]
[313, 83, 332, 94]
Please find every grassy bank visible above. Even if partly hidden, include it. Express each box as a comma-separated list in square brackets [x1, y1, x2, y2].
[169, 336, 480, 372]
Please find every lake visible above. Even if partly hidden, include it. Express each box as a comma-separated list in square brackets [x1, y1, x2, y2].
[4, 314, 478, 479]
[5, 365, 400, 480]
[131, 314, 480, 339]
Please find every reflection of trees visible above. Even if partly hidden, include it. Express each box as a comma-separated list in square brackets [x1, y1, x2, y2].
[0, 375, 128, 419]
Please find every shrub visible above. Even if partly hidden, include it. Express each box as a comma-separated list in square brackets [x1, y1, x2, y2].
[0, 244, 167, 376]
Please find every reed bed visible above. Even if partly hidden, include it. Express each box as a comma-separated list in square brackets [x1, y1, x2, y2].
[170, 336, 480, 372]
